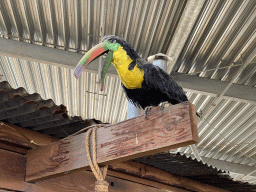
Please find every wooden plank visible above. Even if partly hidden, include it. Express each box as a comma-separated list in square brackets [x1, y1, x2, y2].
[0, 149, 26, 181]
[109, 161, 229, 192]
[107, 170, 191, 192]
[0, 141, 28, 154]
[0, 123, 58, 149]
[35, 171, 180, 192]
[189, 102, 199, 142]
[0, 180, 55, 192]
[26, 102, 198, 182]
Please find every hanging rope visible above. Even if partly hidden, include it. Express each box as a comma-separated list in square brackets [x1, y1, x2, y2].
[85, 127, 109, 192]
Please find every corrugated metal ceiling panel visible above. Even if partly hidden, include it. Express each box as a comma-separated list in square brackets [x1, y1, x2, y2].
[172, 0, 256, 178]
[135, 152, 256, 191]
[0, 0, 255, 185]
[0, 0, 186, 58]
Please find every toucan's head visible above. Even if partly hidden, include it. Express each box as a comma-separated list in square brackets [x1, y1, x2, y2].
[74, 35, 138, 91]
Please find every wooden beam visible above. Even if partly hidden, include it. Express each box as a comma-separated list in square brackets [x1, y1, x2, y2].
[0, 141, 28, 154]
[26, 102, 198, 182]
[109, 161, 229, 192]
[0, 149, 26, 181]
[0, 140, 57, 192]
[35, 171, 185, 192]
[107, 170, 190, 192]
[0, 180, 55, 192]
[0, 123, 59, 150]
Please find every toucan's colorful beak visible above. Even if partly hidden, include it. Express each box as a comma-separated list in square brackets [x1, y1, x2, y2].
[74, 42, 109, 79]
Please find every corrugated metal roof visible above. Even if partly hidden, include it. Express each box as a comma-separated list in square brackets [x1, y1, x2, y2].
[136, 152, 227, 177]
[171, 0, 256, 184]
[0, 0, 186, 57]
[0, 56, 128, 123]
[0, 0, 255, 185]
[0, 81, 102, 138]
[135, 152, 256, 192]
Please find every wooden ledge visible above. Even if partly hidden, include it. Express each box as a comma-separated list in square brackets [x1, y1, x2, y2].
[26, 101, 198, 182]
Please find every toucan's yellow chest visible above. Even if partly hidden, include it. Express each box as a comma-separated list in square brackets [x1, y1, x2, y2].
[112, 47, 144, 89]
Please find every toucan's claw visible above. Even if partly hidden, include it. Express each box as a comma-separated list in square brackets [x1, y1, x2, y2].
[144, 106, 153, 119]
[159, 101, 168, 110]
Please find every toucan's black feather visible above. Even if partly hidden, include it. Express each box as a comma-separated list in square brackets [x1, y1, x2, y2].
[128, 60, 137, 70]
[122, 63, 188, 109]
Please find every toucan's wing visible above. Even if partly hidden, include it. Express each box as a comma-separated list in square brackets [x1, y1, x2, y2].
[143, 63, 188, 104]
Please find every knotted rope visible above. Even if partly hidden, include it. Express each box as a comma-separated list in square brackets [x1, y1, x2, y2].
[85, 127, 109, 192]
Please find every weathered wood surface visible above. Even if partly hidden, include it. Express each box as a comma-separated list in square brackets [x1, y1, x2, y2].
[0, 141, 28, 154]
[0, 123, 58, 149]
[109, 161, 229, 192]
[0, 180, 55, 192]
[0, 149, 26, 181]
[35, 171, 179, 192]
[26, 102, 198, 182]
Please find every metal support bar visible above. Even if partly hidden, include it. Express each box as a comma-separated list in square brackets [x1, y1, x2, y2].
[1, 38, 256, 105]
[212, 48, 256, 105]
[188, 49, 256, 161]
[171, 72, 256, 105]
[0, 37, 118, 76]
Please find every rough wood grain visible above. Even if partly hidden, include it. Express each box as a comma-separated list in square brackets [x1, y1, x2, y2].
[0, 141, 28, 154]
[35, 171, 174, 192]
[26, 102, 198, 182]
[0, 180, 55, 192]
[189, 102, 199, 142]
[109, 161, 229, 192]
[0, 123, 58, 149]
[0, 149, 26, 181]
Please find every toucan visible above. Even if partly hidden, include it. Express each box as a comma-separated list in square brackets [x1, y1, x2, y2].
[74, 35, 189, 116]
